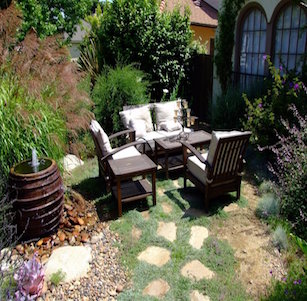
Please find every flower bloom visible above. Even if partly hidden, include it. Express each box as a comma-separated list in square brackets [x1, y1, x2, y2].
[258, 103, 263, 108]
[294, 83, 299, 91]
[279, 65, 283, 71]
[163, 89, 169, 94]
[263, 54, 267, 61]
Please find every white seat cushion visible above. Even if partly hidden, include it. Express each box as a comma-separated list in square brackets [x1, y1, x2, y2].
[90, 120, 112, 156]
[187, 152, 208, 185]
[139, 131, 165, 150]
[119, 105, 153, 132]
[154, 101, 178, 130]
[207, 130, 249, 165]
[112, 146, 141, 160]
[159, 120, 182, 132]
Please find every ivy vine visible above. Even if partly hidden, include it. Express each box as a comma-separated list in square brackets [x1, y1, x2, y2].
[215, 0, 245, 93]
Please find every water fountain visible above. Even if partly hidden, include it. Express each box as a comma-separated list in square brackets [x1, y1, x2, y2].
[9, 150, 64, 242]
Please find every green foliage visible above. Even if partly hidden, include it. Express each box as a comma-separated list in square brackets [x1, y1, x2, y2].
[243, 56, 306, 146]
[215, 0, 245, 93]
[50, 269, 66, 286]
[92, 65, 150, 134]
[256, 193, 280, 219]
[291, 234, 307, 256]
[0, 74, 66, 176]
[92, 0, 192, 98]
[272, 226, 288, 250]
[210, 86, 246, 129]
[16, 0, 95, 40]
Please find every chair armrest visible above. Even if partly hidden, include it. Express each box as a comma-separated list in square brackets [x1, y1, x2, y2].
[100, 140, 145, 163]
[109, 129, 135, 142]
[181, 141, 212, 170]
[136, 137, 153, 155]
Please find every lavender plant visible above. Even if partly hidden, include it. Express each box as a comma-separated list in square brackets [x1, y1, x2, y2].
[14, 253, 45, 300]
[266, 105, 307, 240]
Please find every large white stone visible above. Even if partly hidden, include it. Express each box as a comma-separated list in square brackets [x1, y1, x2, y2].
[189, 226, 209, 249]
[63, 154, 84, 172]
[157, 222, 177, 242]
[45, 246, 92, 282]
[137, 246, 170, 267]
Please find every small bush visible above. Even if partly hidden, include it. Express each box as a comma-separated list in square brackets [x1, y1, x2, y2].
[256, 193, 280, 219]
[92, 65, 150, 134]
[258, 181, 274, 195]
[50, 269, 66, 286]
[211, 86, 246, 130]
[272, 226, 288, 250]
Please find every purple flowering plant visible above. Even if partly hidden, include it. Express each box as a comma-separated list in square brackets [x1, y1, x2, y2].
[243, 55, 305, 146]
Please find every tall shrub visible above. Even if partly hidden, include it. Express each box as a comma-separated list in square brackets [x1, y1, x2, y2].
[93, 0, 192, 98]
[92, 65, 150, 134]
[0, 74, 66, 176]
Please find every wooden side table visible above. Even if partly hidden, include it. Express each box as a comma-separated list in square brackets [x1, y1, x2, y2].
[108, 154, 157, 217]
[154, 130, 211, 179]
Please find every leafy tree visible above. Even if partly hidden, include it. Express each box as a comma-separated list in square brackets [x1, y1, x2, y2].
[16, 0, 96, 40]
[94, 0, 192, 98]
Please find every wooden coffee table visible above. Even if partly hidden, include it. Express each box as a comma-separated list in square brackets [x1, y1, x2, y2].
[154, 130, 211, 178]
[108, 154, 157, 217]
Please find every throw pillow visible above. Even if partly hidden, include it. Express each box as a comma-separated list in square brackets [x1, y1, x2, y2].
[159, 120, 182, 132]
[129, 119, 147, 138]
[154, 101, 178, 130]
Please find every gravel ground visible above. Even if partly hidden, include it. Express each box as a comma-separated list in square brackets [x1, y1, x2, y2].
[38, 222, 128, 301]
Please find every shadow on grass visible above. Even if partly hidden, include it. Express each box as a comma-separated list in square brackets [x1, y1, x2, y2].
[165, 186, 237, 219]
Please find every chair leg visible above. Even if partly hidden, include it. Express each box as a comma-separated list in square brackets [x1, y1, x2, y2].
[204, 185, 209, 212]
[184, 174, 187, 189]
[237, 179, 241, 200]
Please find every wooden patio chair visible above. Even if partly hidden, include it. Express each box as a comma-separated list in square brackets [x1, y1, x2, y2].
[89, 120, 148, 192]
[182, 130, 251, 211]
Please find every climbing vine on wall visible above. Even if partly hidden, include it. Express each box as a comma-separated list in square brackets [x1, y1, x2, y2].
[215, 0, 245, 93]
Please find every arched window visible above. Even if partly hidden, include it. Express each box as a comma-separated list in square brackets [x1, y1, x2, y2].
[274, 4, 306, 72]
[239, 9, 267, 89]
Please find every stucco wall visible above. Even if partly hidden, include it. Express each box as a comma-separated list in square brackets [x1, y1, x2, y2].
[191, 25, 216, 53]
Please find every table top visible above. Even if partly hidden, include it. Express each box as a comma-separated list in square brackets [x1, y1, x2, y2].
[108, 154, 156, 177]
[154, 130, 212, 150]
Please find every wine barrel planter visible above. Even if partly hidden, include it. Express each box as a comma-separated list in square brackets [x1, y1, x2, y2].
[9, 158, 64, 242]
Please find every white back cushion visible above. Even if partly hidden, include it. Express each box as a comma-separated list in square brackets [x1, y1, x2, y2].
[90, 120, 112, 156]
[129, 119, 147, 138]
[119, 105, 153, 132]
[207, 130, 248, 165]
[154, 101, 178, 130]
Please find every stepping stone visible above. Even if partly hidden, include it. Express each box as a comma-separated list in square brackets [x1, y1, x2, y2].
[45, 246, 91, 282]
[157, 222, 177, 242]
[190, 290, 210, 301]
[161, 202, 173, 214]
[173, 179, 180, 188]
[158, 187, 165, 197]
[181, 260, 214, 281]
[131, 226, 142, 240]
[143, 279, 170, 298]
[223, 203, 239, 213]
[63, 154, 84, 172]
[189, 226, 209, 249]
[141, 210, 150, 221]
[138, 246, 170, 267]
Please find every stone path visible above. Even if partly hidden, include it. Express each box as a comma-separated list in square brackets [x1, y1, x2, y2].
[136, 203, 215, 300]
